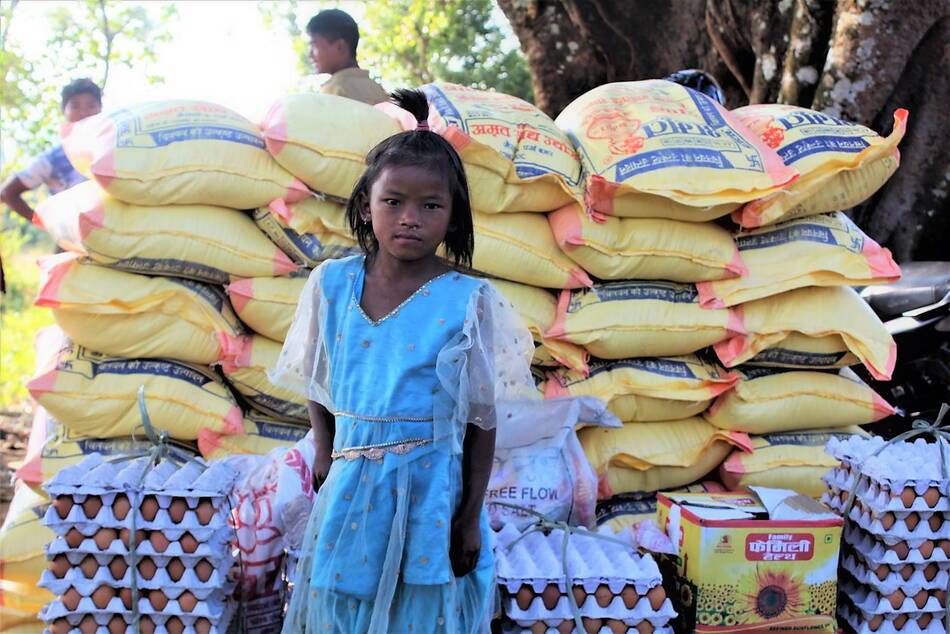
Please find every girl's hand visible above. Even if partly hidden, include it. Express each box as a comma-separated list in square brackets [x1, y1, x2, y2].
[450, 513, 481, 577]
[312, 443, 332, 491]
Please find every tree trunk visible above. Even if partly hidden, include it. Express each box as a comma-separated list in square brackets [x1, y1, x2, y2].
[496, 0, 950, 262]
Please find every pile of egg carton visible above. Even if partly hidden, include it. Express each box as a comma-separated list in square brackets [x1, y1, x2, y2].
[494, 523, 676, 633]
[38, 453, 237, 634]
[821, 435, 950, 634]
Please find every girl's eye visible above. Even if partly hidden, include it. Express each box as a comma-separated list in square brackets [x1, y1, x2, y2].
[423, 203, 443, 210]
[383, 198, 400, 206]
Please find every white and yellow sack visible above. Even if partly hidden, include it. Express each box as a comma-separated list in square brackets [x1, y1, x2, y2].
[62, 100, 309, 208]
[0, 484, 55, 632]
[227, 274, 308, 342]
[697, 212, 901, 308]
[467, 212, 592, 289]
[549, 202, 745, 282]
[409, 82, 582, 212]
[742, 332, 859, 370]
[37, 253, 246, 365]
[489, 279, 588, 373]
[554, 80, 798, 220]
[266, 193, 350, 237]
[547, 282, 737, 359]
[221, 335, 309, 423]
[33, 181, 299, 284]
[201, 413, 309, 461]
[260, 93, 401, 198]
[704, 367, 895, 434]
[715, 285, 896, 380]
[544, 355, 738, 422]
[720, 426, 868, 498]
[253, 207, 359, 267]
[27, 339, 243, 442]
[733, 106, 908, 227]
[579, 417, 752, 497]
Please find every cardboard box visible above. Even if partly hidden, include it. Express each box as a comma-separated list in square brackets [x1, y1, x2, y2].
[656, 489, 843, 633]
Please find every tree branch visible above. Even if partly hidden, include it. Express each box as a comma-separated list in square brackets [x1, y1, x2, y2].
[97, 0, 113, 88]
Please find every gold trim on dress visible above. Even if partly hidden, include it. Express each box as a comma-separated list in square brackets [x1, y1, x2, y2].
[331, 438, 433, 462]
[332, 411, 433, 423]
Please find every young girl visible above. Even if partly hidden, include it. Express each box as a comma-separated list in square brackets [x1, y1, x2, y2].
[270, 89, 537, 633]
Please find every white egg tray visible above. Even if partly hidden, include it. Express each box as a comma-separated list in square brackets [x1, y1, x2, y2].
[494, 523, 663, 595]
[45, 531, 233, 565]
[823, 491, 950, 544]
[826, 435, 950, 490]
[844, 523, 950, 567]
[503, 622, 674, 634]
[840, 572, 947, 615]
[39, 558, 233, 598]
[40, 601, 234, 634]
[838, 599, 944, 634]
[841, 550, 950, 597]
[40, 591, 229, 620]
[43, 495, 230, 537]
[823, 468, 950, 514]
[44, 518, 227, 544]
[39, 557, 232, 594]
[504, 594, 676, 628]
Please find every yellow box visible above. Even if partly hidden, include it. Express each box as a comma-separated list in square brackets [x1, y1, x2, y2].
[656, 491, 842, 633]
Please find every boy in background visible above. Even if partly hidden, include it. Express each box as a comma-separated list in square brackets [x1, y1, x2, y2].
[306, 9, 388, 105]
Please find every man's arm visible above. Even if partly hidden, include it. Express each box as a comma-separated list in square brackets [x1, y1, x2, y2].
[0, 176, 36, 222]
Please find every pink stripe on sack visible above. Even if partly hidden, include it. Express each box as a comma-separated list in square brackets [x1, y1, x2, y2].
[721, 450, 747, 475]
[695, 281, 725, 310]
[223, 405, 245, 436]
[35, 252, 79, 308]
[542, 373, 570, 399]
[587, 175, 620, 215]
[217, 332, 251, 364]
[713, 335, 749, 369]
[284, 179, 311, 204]
[870, 390, 896, 421]
[15, 409, 49, 486]
[708, 370, 741, 398]
[272, 250, 299, 276]
[556, 350, 589, 376]
[729, 431, 754, 453]
[26, 370, 58, 398]
[220, 335, 255, 374]
[719, 105, 799, 188]
[731, 204, 764, 229]
[268, 198, 293, 223]
[442, 126, 473, 153]
[547, 204, 585, 251]
[597, 472, 613, 500]
[567, 268, 594, 289]
[227, 280, 253, 313]
[861, 237, 901, 281]
[544, 290, 572, 340]
[706, 393, 726, 418]
[726, 305, 746, 336]
[870, 343, 898, 382]
[90, 118, 117, 187]
[260, 100, 288, 155]
[726, 245, 748, 278]
[197, 428, 224, 459]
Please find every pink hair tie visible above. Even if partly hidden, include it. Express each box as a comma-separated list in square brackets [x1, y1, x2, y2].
[416, 120, 430, 131]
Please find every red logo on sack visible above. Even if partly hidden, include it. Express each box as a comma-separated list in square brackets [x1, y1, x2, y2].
[745, 533, 814, 561]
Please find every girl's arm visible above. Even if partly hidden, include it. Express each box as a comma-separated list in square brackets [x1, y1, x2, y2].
[308, 400, 336, 490]
[450, 423, 496, 577]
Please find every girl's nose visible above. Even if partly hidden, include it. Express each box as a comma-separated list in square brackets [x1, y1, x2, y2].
[399, 206, 421, 227]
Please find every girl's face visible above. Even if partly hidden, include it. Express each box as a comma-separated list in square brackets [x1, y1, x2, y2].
[365, 164, 452, 264]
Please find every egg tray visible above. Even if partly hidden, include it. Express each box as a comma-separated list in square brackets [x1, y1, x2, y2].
[39, 591, 230, 621]
[844, 523, 950, 567]
[504, 594, 676, 628]
[839, 571, 947, 615]
[826, 436, 950, 491]
[838, 592, 945, 634]
[822, 491, 950, 545]
[493, 523, 662, 595]
[43, 500, 230, 537]
[40, 601, 234, 634]
[841, 549, 950, 597]
[38, 563, 233, 600]
[47, 539, 232, 567]
[502, 622, 674, 634]
[39, 558, 233, 595]
[45, 520, 230, 547]
[823, 468, 950, 514]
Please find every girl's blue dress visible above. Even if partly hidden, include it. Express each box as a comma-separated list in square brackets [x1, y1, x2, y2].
[270, 255, 536, 634]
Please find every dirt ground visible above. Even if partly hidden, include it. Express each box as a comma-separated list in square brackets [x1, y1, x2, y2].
[0, 411, 31, 525]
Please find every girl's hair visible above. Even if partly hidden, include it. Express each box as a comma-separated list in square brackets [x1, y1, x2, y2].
[345, 89, 475, 269]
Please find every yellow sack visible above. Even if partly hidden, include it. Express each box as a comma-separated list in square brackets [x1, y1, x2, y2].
[596, 482, 726, 534]
[544, 356, 738, 422]
[33, 180, 299, 284]
[62, 100, 309, 208]
[466, 212, 592, 289]
[554, 80, 798, 220]
[0, 483, 56, 627]
[410, 82, 582, 212]
[253, 207, 359, 267]
[579, 418, 752, 497]
[260, 93, 401, 198]
[28, 339, 242, 442]
[37, 254, 246, 365]
[266, 193, 350, 237]
[733, 106, 908, 227]
[549, 202, 745, 282]
[547, 282, 737, 358]
[489, 279, 588, 373]
[222, 335, 309, 423]
[201, 413, 309, 461]
[704, 367, 894, 434]
[227, 274, 307, 342]
[697, 212, 901, 308]
[720, 426, 868, 497]
[715, 286, 895, 380]
[743, 332, 859, 370]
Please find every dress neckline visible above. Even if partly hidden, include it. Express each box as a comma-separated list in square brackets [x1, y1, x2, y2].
[353, 257, 451, 327]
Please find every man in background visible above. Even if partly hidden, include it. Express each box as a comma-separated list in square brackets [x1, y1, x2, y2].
[306, 9, 388, 105]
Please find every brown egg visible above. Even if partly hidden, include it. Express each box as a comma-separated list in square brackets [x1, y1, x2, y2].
[647, 585, 666, 610]
[606, 620, 627, 634]
[193, 619, 211, 634]
[79, 554, 99, 578]
[148, 589, 168, 611]
[594, 583, 613, 608]
[107, 614, 126, 634]
[889, 541, 911, 560]
[94, 527, 117, 550]
[900, 564, 914, 580]
[935, 589, 947, 606]
[912, 588, 929, 609]
[112, 493, 131, 520]
[92, 584, 115, 609]
[139, 616, 156, 634]
[166, 616, 185, 634]
[636, 622, 655, 634]
[924, 487, 942, 508]
[582, 617, 602, 634]
[149, 530, 170, 553]
[880, 512, 896, 529]
[51, 617, 71, 634]
[930, 514, 945, 531]
[180, 532, 199, 554]
[887, 588, 906, 609]
[874, 563, 890, 580]
[919, 613, 934, 628]
[177, 590, 198, 613]
[620, 585, 639, 609]
[79, 614, 98, 634]
[50, 554, 71, 579]
[65, 527, 86, 548]
[541, 583, 561, 610]
[119, 527, 147, 549]
[61, 586, 82, 610]
[195, 558, 213, 582]
[901, 486, 918, 508]
[139, 495, 160, 521]
[53, 494, 74, 519]
[82, 495, 103, 520]
[868, 614, 884, 631]
[941, 540, 950, 557]
[196, 497, 215, 525]
[924, 562, 940, 580]
[167, 557, 186, 581]
[893, 614, 909, 629]
[919, 540, 935, 558]
[109, 556, 128, 581]
[168, 498, 188, 524]
[515, 584, 534, 610]
[556, 621, 574, 634]
[529, 622, 547, 634]
[905, 512, 921, 531]
[118, 586, 132, 609]
[572, 584, 587, 608]
[137, 556, 157, 580]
